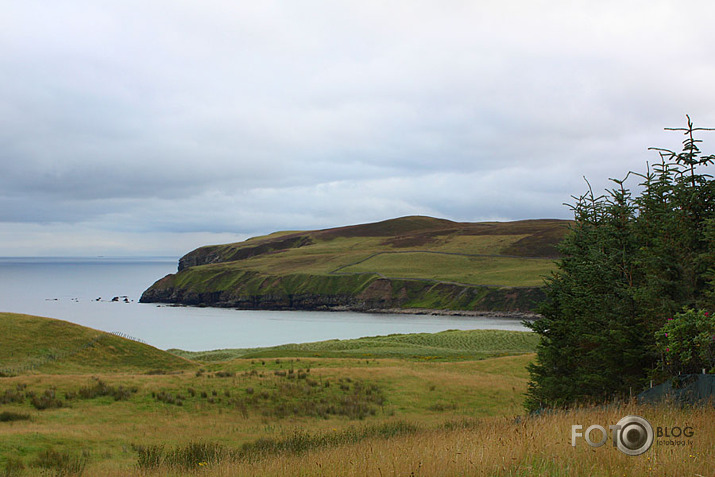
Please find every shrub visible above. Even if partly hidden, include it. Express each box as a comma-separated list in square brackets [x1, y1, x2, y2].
[164, 442, 228, 469]
[133, 444, 164, 469]
[0, 411, 30, 422]
[655, 308, 715, 375]
[135, 442, 232, 470]
[155, 391, 184, 406]
[33, 448, 88, 476]
[0, 389, 24, 405]
[76, 379, 135, 401]
[31, 389, 64, 410]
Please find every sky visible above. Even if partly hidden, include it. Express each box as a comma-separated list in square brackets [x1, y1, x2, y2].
[2, 1, 715, 257]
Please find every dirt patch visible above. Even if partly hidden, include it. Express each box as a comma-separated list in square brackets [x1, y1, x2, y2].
[358, 279, 394, 301]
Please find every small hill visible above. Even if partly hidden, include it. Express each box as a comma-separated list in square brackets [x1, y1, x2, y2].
[141, 216, 570, 313]
[0, 313, 193, 375]
[171, 328, 540, 361]
[175, 216, 566, 271]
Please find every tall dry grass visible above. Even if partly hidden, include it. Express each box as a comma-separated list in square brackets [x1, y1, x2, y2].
[116, 402, 713, 477]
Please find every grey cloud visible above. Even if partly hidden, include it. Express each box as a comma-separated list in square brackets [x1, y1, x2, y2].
[1, 1, 715, 254]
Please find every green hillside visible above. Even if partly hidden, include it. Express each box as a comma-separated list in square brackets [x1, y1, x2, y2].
[141, 216, 569, 312]
[0, 313, 192, 375]
[171, 328, 540, 361]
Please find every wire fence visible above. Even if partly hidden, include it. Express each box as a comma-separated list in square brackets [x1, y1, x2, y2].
[109, 331, 147, 344]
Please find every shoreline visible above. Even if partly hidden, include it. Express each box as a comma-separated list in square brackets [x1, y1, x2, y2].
[155, 302, 540, 321]
[328, 306, 540, 320]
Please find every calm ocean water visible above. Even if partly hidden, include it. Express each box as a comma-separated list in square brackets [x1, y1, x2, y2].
[0, 257, 529, 351]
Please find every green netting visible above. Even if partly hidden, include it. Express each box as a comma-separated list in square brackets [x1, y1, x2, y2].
[638, 374, 715, 406]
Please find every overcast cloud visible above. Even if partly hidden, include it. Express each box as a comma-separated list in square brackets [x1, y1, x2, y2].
[2, 0, 715, 256]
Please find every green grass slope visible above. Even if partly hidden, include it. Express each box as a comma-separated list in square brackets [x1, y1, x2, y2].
[170, 329, 539, 361]
[141, 216, 570, 312]
[0, 313, 193, 375]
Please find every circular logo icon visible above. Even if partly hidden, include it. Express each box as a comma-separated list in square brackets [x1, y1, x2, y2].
[615, 415, 654, 456]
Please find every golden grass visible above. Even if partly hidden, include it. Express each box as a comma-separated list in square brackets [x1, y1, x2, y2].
[120, 402, 714, 477]
[3, 355, 711, 476]
[0, 355, 535, 475]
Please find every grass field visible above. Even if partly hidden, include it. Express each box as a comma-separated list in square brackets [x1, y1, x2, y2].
[178, 402, 714, 477]
[2, 313, 711, 476]
[335, 252, 556, 287]
[170, 328, 540, 361]
[175, 217, 567, 282]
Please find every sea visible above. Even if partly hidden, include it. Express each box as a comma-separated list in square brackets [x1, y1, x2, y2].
[0, 257, 530, 351]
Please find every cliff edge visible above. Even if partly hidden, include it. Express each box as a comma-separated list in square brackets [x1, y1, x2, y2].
[141, 216, 569, 313]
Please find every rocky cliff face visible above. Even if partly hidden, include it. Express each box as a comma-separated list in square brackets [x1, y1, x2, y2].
[140, 272, 545, 313]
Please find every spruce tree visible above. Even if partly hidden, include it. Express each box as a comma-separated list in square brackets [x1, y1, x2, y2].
[525, 117, 715, 411]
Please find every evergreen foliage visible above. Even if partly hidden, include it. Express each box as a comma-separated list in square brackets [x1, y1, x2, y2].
[525, 117, 715, 411]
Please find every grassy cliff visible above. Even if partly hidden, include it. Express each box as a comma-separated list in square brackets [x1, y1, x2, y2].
[141, 216, 569, 312]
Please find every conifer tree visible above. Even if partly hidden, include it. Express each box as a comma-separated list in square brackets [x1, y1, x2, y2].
[525, 117, 715, 411]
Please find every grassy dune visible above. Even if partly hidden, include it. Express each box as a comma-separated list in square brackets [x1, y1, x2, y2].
[0, 313, 191, 375]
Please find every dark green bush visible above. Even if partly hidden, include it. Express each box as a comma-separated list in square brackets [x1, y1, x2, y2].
[0, 411, 30, 422]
